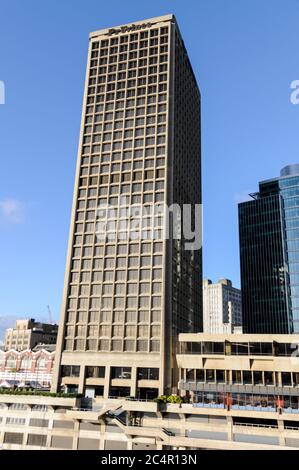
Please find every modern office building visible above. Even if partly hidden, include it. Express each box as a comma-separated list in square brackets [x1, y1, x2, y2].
[239, 164, 299, 334]
[4, 319, 58, 352]
[52, 15, 202, 399]
[203, 279, 242, 334]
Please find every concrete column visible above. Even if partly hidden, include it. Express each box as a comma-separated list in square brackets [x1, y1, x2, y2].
[278, 420, 286, 446]
[22, 405, 31, 447]
[100, 421, 106, 449]
[99, 439, 105, 450]
[227, 416, 233, 441]
[179, 413, 186, 437]
[127, 439, 133, 450]
[78, 366, 86, 395]
[156, 441, 163, 450]
[46, 407, 54, 448]
[130, 367, 137, 397]
[104, 366, 111, 398]
[72, 419, 80, 450]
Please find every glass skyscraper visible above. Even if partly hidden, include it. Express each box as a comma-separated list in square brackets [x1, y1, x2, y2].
[239, 164, 299, 334]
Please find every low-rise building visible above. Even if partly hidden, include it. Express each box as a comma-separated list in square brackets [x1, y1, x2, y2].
[0, 333, 299, 449]
[4, 319, 58, 352]
[178, 333, 299, 411]
[0, 348, 55, 389]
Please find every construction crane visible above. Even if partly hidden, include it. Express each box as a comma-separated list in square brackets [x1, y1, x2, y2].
[47, 305, 53, 325]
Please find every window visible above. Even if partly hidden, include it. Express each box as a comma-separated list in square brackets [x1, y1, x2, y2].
[265, 371, 274, 385]
[20, 356, 31, 370]
[232, 370, 242, 384]
[138, 368, 159, 380]
[195, 369, 204, 382]
[243, 370, 252, 384]
[124, 340, 135, 351]
[6, 354, 16, 368]
[125, 325, 135, 337]
[61, 365, 80, 377]
[112, 325, 123, 337]
[111, 367, 131, 379]
[137, 340, 148, 352]
[186, 369, 195, 381]
[151, 325, 160, 337]
[138, 325, 148, 337]
[253, 371, 263, 385]
[27, 434, 47, 447]
[4, 433, 23, 445]
[111, 339, 122, 351]
[282, 372, 292, 386]
[100, 325, 110, 337]
[100, 339, 109, 351]
[126, 311, 136, 323]
[150, 340, 160, 352]
[206, 369, 215, 383]
[86, 366, 105, 378]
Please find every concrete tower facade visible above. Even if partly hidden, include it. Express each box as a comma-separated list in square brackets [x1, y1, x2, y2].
[52, 15, 202, 399]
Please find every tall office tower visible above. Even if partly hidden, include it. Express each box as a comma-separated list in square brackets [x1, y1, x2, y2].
[239, 164, 299, 334]
[52, 15, 202, 399]
[203, 279, 242, 334]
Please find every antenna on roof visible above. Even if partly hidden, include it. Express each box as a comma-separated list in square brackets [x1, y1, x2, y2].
[47, 305, 53, 325]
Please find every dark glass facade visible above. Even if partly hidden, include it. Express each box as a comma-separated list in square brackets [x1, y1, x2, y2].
[239, 165, 299, 333]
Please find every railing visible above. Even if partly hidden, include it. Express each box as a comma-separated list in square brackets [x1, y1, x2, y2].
[231, 404, 276, 412]
[114, 415, 126, 426]
[0, 372, 52, 380]
[234, 422, 278, 430]
[180, 381, 299, 395]
[282, 407, 299, 414]
[192, 401, 299, 414]
[162, 428, 175, 436]
[193, 403, 225, 409]
[112, 416, 175, 437]
[71, 407, 102, 412]
[285, 425, 299, 431]
[107, 396, 156, 402]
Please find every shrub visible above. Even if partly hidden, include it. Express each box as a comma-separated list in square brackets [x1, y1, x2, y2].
[153, 395, 183, 404]
[0, 388, 81, 398]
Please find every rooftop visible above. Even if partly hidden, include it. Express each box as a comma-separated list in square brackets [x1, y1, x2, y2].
[89, 14, 175, 39]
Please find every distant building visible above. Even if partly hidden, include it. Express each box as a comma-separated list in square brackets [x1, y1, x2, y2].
[32, 343, 56, 353]
[0, 348, 55, 389]
[4, 319, 58, 352]
[239, 164, 299, 333]
[203, 279, 242, 333]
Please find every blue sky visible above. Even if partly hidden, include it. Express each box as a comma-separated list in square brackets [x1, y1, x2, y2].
[0, 0, 299, 321]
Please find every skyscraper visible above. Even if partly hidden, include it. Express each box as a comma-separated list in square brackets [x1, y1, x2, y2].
[203, 279, 242, 334]
[239, 164, 299, 334]
[52, 15, 202, 399]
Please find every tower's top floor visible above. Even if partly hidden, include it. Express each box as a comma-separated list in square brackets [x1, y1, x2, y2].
[90, 14, 175, 40]
[240, 164, 299, 203]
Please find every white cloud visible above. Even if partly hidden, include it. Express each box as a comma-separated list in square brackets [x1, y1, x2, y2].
[0, 198, 24, 224]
